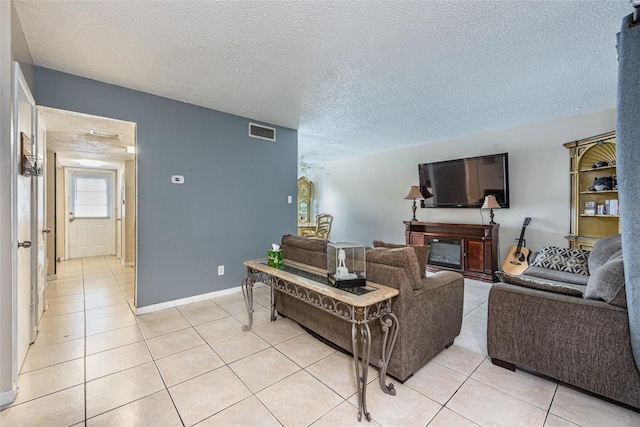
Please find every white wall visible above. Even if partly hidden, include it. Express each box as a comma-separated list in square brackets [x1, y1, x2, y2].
[316, 110, 616, 261]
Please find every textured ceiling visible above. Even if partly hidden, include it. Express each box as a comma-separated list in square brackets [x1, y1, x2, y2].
[38, 107, 136, 167]
[15, 1, 631, 165]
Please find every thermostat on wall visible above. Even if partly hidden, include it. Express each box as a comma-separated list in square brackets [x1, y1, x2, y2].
[171, 175, 184, 184]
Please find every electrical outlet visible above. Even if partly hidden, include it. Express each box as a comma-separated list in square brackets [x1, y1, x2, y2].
[287, 195, 292, 203]
[218, 265, 224, 275]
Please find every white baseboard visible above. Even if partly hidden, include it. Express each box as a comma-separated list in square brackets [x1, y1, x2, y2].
[0, 385, 17, 406]
[120, 259, 135, 268]
[134, 284, 258, 315]
[46, 274, 57, 281]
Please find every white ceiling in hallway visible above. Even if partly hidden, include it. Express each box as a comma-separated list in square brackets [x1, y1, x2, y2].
[15, 1, 631, 164]
[38, 107, 136, 167]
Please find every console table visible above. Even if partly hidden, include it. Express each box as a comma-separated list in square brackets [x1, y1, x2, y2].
[241, 259, 400, 422]
[404, 221, 499, 282]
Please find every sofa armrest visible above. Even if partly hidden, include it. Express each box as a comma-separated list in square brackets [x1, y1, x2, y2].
[366, 262, 415, 299]
[415, 271, 464, 297]
[523, 266, 589, 286]
[488, 283, 640, 408]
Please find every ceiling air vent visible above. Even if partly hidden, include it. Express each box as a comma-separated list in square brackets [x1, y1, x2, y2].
[249, 123, 276, 142]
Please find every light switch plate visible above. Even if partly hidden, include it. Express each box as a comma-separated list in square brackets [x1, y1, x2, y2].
[288, 196, 292, 203]
[171, 175, 184, 184]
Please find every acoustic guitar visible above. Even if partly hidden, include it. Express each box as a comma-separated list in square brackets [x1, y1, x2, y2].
[501, 217, 532, 275]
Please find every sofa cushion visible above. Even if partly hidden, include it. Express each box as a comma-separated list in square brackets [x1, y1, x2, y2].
[281, 234, 329, 253]
[585, 250, 626, 309]
[373, 240, 430, 278]
[530, 246, 590, 276]
[588, 234, 622, 274]
[366, 247, 423, 290]
[496, 271, 585, 297]
[522, 266, 589, 286]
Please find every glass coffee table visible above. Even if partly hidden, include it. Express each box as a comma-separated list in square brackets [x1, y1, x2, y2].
[241, 259, 400, 422]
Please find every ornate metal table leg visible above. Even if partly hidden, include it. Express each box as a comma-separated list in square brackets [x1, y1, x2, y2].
[241, 275, 254, 331]
[378, 311, 399, 395]
[352, 323, 372, 422]
[270, 279, 278, 321]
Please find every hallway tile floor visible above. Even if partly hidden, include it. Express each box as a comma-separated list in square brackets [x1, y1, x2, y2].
[1, 256, 639, 426]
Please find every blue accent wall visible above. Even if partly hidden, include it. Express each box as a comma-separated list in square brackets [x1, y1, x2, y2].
[35, 67, 297, 308]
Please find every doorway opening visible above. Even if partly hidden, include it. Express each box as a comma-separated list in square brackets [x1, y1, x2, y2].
[38, 107, 137, 308]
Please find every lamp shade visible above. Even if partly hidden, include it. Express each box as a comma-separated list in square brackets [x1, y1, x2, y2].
[481, 195, 501, 209]
[404, 186, 424, 200]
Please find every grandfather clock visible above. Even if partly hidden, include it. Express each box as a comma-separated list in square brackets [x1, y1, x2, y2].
[297, 177, 313, 224]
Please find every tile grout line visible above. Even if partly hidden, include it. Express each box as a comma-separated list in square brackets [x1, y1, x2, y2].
[142, 302, 189, 426]
[459, 362, 558, 424]
[82, 257, 179, 424]
[82, 258, 88, 425]
[543, 381, 561, 426]
[82, 256, 136, 424]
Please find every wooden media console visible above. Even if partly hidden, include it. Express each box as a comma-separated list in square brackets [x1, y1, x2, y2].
[404, 221, 499, 282]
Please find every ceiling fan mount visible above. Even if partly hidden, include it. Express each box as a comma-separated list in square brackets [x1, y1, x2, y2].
[298, 156, 324, 174]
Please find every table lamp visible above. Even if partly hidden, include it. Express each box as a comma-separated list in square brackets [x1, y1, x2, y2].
[482, 195, 501, 225]
[404, 186, 424, 222]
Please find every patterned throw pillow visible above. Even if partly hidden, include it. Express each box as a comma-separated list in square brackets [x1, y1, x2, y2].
[530, 246, 590, 276]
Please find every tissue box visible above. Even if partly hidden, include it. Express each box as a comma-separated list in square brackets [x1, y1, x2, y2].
[267, 249, 283, 267]
[327, 242, 366, 288]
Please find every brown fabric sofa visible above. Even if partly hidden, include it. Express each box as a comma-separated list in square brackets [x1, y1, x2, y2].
[488, 234, 640, 409]
[277, 234, 464, 382]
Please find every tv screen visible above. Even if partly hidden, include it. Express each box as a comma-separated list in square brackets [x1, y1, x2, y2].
[419, 153, 509, 208]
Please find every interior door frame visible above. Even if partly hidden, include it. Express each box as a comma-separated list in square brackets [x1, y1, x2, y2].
[64, 167, 117, 259]
[116, 165, 123, 262]
[12, 62, 36, 381]
[33, 113, 47, 329]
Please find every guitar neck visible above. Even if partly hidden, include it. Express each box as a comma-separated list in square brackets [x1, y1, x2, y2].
[515, 228, 526, 253]
[514, 218, 531, 254]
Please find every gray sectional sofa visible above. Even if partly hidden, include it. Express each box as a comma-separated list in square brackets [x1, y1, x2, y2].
[488, 234, 640, 409]
[276, 234, 464, 382]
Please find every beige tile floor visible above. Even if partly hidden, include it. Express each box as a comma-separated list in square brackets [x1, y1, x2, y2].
[1, 256, 640, 426]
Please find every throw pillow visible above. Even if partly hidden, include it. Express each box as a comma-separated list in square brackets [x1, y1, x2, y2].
[530, 246, 590, 276]
[584, 250, 626, 309]
[587, 234, 622, 274]
[373, 240, 430, 278]
[496, 271, 585, 297]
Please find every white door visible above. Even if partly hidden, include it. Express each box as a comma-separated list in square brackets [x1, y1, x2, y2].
[67, 169, 116, 259]
[34, 115, 47, 325]
[14, 63, 35, 371]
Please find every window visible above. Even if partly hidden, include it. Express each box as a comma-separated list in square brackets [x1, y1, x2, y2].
[71, 173, 111, 218]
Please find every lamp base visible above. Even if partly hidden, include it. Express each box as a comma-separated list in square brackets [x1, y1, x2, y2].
[488, 208, 496, 225]
[411, 200, 418, 222]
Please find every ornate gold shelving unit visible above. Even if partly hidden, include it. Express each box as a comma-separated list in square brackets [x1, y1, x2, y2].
[564, 132, 619, 250]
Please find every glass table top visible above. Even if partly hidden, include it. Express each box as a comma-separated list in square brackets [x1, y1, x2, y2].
[260, 261, 375, 296]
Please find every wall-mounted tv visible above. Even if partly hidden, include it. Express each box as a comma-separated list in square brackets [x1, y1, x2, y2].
[419, 153, 509, 208]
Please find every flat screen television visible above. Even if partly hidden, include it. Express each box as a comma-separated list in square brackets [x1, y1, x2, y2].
[419, 153, 509, 208]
